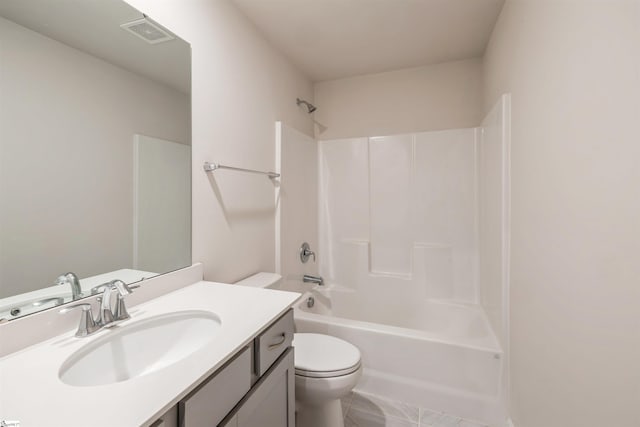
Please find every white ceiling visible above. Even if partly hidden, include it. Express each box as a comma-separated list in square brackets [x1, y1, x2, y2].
[0, 0, 190, 94]
[232, 0, 505, 82]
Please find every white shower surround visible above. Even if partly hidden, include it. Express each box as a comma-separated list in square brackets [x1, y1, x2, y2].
[276, 95, 511, 426]
[319, 128, 482, 303]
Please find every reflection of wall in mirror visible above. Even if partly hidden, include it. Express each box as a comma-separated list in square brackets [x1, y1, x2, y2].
[0, 16, 190, 298]
[134, 135, 191, 274]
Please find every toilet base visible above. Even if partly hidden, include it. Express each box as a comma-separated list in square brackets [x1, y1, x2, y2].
[296, 399, 344, 427]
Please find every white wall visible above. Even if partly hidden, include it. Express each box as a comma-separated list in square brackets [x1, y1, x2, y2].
[124, 0, 315, 283]
[313, 58, 483, 140]
[0, 17, 189, 297]
[275, 122, 318, 280]
[483, 2, 640, 426]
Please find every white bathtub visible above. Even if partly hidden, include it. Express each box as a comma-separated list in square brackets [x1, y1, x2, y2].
[284, 283, 506, 426]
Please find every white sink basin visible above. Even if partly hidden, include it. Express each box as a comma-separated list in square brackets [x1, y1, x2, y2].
[59, 310, 221, 386]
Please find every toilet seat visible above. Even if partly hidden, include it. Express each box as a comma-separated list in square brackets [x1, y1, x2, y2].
[295, 363, 361, 378]
[293, 333, 361, 379]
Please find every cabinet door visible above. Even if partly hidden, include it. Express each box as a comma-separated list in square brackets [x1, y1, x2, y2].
[150, 405, 178, 427]
[226, 347, 295, 427]
[181, 347, 251, 427]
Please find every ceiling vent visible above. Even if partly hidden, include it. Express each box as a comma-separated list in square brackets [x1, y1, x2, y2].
[120, 16, 174, 44]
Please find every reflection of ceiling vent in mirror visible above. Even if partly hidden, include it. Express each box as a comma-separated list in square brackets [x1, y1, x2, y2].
[120, 17, 174, 44]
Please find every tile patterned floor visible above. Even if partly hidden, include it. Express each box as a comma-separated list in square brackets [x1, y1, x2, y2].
[340, 391, 489, 427]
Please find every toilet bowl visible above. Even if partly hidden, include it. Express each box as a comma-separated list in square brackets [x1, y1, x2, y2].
[293, 333, 362, 427]
[234, 273, 362, 427]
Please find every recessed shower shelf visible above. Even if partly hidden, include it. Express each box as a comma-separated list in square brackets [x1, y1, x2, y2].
[203, 162, 280, 179]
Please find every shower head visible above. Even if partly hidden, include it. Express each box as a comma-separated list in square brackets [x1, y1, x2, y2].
[296, 98, 317, 114]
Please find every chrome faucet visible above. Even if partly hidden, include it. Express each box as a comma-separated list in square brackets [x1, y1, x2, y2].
[60, 279, 139, 336]
[303, 274, 324, 286]
[55, 272, 82, 300]
[97, 279, 139, 327]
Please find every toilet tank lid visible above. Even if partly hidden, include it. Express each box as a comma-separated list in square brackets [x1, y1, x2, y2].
[234, 272, 282, 288]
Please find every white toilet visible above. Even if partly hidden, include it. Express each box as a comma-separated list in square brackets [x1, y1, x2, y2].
[293, 332, 362, 427]
[234, 273, 362, 427]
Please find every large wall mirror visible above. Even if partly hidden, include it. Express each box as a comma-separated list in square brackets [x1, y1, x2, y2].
[0, 0, 191, 320]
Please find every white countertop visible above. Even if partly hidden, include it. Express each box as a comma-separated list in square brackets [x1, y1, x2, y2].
[0, 281, 300, 427]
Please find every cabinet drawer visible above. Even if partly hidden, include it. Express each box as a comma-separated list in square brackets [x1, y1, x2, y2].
[180, 347, 251, 427]
[254, 309, 294, 377]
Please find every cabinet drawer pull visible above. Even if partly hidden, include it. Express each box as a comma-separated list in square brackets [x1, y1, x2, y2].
[255, 310, 294, 376]
[268, 333, 286, 350]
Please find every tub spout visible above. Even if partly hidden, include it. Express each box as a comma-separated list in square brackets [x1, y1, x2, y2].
[303, 274, 323, 286]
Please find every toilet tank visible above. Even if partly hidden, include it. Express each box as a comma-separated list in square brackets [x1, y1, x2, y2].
[234, 272, 282, 289]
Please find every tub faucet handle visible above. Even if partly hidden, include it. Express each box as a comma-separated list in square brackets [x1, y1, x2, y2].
[300, 242, 316, 263]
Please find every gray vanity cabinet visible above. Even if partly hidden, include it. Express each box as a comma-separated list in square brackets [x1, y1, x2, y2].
[220, 348, 295, 427]
[160, 309, 294, 427]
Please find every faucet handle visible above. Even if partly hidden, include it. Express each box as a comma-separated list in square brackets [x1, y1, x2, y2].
[91, 280, 140, 295]
[300, 242, 316, 263]
[90, 283, 110, 295]
[113, 293, 130, 322]
[60, 303, 100, 337]
[111, 280, 139, 296]
[110, 280, 139, 322]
